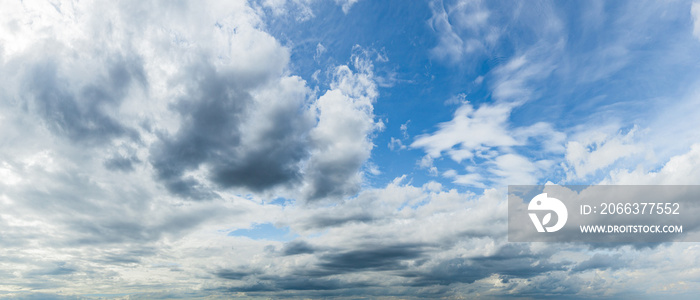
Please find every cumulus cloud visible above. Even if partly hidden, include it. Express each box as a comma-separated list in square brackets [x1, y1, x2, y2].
[303, 49, 382, 200]
[607, 143, 700, 185]
[149, 62, 314, 198]
[0, 0, 383, 296]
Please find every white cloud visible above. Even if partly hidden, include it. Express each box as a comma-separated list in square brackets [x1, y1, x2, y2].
[400, 120, 410, 138]
[2, 0, 700, 298]
[451, 0, 490, 30]
[428, 0, 466, 62]
[314, 42, 326, 61]
[303, 49, 381, 200]
[261, 0, 315, 21]
[0, 0, 388, 295]
[389, 121, 411, 151]
[418, 155, 439, 176]
[491, 153, 551, 186]
[607, 143, 700, 185]
[422, 180, 443, 192]
[645, 86, 700, 164]
[388, 137, 406, 151]
[490, 54, 557, 103]
[444, 92, 467, 105]
[442, 169, 458, 178]
[453, 173, 484, 187]
[335, 0, 361, 14]
[0, 161, 21, 185]
[411, 98, 565, 187]
[428, 0, 494, 62]
[365, 161, 381, 176]
[513, 122, 566, 153]
[411, 102, 517, 160]
[564, 125, 642, 180]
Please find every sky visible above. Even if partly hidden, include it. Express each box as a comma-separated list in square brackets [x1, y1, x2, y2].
[1, 0, 700, 298]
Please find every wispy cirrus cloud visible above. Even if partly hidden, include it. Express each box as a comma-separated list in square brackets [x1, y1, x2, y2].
[411, 100, 563, 187]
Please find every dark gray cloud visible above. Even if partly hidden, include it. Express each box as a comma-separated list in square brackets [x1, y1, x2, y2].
[249, 276, 371, 292]
[25, 264, 77, 277]
[281, 240, 316, 256]
[149, 61, 312, 199]
[4, 294, 78, 300]
[216, 269, 254, 280]
[208, 107, 310, 192]
[404, 243, 563, 286]
[301, 211, 375, 230]
[217, 272, 373, 293]
[21, 53, 144, 145]
[214, 243, 428, 292]
[570, 253, 627, 273]
[99, 255, 142, 265]
[208, 243, 572, 298]
[303, 156, 365, 200]
[316, 244, 426, 273]
[149, 62, 249, 199]
[104, 153, 141, 172]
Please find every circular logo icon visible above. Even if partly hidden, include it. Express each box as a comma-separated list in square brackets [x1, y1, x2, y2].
[528, 193, 568, 233]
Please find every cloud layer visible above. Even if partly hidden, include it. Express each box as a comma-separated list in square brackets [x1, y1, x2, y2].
[1, 0, 700, 299]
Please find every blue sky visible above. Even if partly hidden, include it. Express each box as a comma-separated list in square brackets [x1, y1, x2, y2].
[1, 0, 700, 298]
[264, 0, 700, 190]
